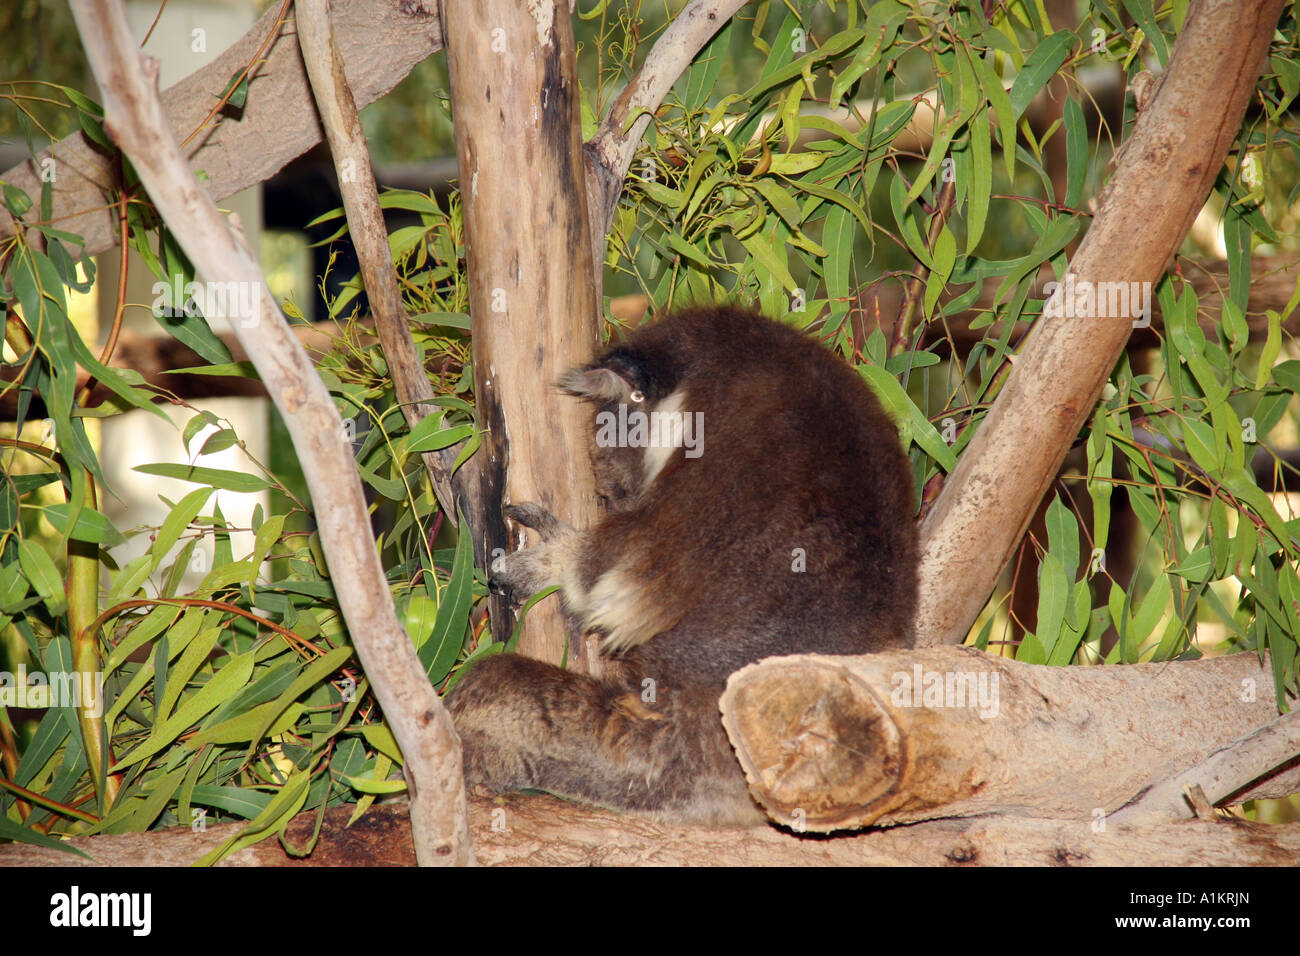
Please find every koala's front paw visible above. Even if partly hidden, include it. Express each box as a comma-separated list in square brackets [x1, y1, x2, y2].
[490, 503, 579, 602]
[503, 502, 563, 539]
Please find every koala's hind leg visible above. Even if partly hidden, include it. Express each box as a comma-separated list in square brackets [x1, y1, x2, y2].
[445, 653, 764, 826]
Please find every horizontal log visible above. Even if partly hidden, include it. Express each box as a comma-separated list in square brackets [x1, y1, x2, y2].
[720, 647, 1294, 832]
[2, 794, 1296, 866]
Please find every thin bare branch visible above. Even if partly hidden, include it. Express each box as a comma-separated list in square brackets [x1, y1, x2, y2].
[68, 0, 472, 866]
[296, 0, 459, 520]
[1113, 708, 1300, 824]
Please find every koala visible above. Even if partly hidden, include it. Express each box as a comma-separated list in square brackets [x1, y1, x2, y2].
[446, 305, 919, 825]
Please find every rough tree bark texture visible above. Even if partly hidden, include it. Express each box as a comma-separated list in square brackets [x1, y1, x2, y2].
[0, 0, 442, 257]
[68, 0, 472, 866]
[915, 0, 1287, 646]
[442, 0, 599, 666]
[720, 647, 1297, 832]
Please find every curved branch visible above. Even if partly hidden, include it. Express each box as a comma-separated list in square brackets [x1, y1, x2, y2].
[583, 0, 749, 260]
[68, 0, 472, 866]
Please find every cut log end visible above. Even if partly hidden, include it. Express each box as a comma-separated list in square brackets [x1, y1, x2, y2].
[723, 659, 908, 831]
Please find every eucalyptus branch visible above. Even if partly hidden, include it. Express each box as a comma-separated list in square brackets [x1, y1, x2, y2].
[296, 0, 459, 521]
[584, 0, 750, 263]
[68, 0, 473, 866]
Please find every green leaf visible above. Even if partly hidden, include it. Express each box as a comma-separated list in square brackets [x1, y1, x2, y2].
[116, 650, 257, 769]
[1182, 418, 1222, 475]
[159, 625, 224, 725]
[1008, 32, 1073, 117]
[1223, 468, 1294, 553]
[1047, 580, 1091, 666]
[1171, 546, 1213, 583]
[967, 106, 992, 253]
[664, 230, 716, 271]
[195, 768, 311, 865]
[41, 503, 126, 548]
[1130, 572, 1171, 646]
[743, 27, 865, 100]
[359, 723, 403, 765]
[12, 708, 69, 788]
[106, 552, 153, 607]
[2, 183, 33, 217]
[1016, 632, 1046, 664]
[188, 785, 274, 819]
[1272, 359, 1300, 393]
[739, 230, 796, 291]
[408, 419, 473, 454]
[152, 487, 215, 571]
[132, 463, 271, 493]
[1088, 410, 1114, 553]
[405, 593, 439, 652]
[244, 646, 354, 755]
[979, 53, 1017, 182]
[105, 604, 182, 674]
[750, 178, 804, 230]
[421, 516, 476, 685]
[800, 177, 873, 238]
[829, 0, 908, 109]
[0, 816, 88, 857]
[1044, 494, 1080, 582]
[250, 513, 284, 582]
[1034, 551, 1069, 659]
[1223, 199, 1252, 317]
[339, 774, 407, 795]
[198, 428, 239, 456]
[858, 365, 956, 471]
[923, 226, 957, 318]
[1256, 310, 1283, 390]
[822, 203, 854, 324]
[678, 17, 731, 111]
[150, 292, 234, 366]
[889, 173, 931, 268]
[1062, 96, 1087, 209]
[17, 538, 65, 616]
[172, 361, 260, 380]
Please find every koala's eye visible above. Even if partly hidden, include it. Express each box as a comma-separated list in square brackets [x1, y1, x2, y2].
[629, 389, 645, 403]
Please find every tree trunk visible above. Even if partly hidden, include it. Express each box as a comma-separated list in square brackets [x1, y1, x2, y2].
[442, 0, 600, 665]
[69, 0, 472, 866]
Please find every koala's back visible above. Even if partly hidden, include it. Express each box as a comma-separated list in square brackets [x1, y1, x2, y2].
[586, 306, 918, 687]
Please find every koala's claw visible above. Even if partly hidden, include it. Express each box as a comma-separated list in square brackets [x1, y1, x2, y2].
[504, 502, 561, 540]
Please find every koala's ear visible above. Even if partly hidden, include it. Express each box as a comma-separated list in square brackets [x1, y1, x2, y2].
[558, 365, 634, 402]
